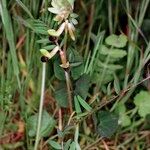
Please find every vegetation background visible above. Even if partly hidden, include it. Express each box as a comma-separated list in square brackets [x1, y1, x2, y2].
[0, 0, 150, 149]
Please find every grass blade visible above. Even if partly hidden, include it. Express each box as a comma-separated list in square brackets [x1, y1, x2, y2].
[0, 0, 20, 88]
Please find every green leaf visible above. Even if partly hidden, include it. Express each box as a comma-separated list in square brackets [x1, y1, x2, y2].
[71, 64, 84, 80]
[68, 49, 84, 80]
[97, 61, 123, 71]
[119, 115, 131, 127]
[43, 45, 56, 50]
[105, 34, 127, 48]
[113, 74, 121, 94]
[27, 110, 56, 137]
[54, 60, 65, 80]
[74, 96, 82, 114]
[69, 141, 76, 150]
[48, 140, 62, 149]
[64, 139, 72, 150]
[0, 0, 20, 85]
[115, 103, 131, 127]
[77, 95, 92, 111]
[54, 82, 68, 107]
[74, 74, 91, 99]
[27, 19, 49, 35]
[97, 111, 119, 138]
[107, 83, 112, 96]
[100, 45, 127, 59]
[134, 91, 150, 118]
[36, 38, 49, 44]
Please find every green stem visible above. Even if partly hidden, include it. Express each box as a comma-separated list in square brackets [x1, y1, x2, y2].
[65, 71, 73, 114]
[63, 30, 73, 114]
[34, 63, 46, 150]
[108, 0, 113, 34]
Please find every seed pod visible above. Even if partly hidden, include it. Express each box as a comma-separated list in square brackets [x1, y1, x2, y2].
[41, 56, 49, 62]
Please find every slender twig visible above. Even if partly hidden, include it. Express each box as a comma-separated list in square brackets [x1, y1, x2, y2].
[34, 63, 46, 150]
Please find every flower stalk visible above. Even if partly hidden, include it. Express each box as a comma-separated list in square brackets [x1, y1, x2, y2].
[40, 0, 77, 113]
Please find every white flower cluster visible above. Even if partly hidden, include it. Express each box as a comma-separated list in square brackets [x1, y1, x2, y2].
[48, 0, 78, 41]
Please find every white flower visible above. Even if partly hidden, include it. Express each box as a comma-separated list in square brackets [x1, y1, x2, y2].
[48, 0, 73, 23]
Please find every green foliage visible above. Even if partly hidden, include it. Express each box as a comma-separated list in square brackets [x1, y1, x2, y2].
[113, 74, 121, 94]
[105, 34, 128, 48]
[1, 0, 150, 149]
[0, 111, 6, 136]
[69, 141, 76, 150]
[134, 91, 150, 118]
[54, 49, 84, 80]
[100, 45, 127, 59]
[93, 34, 127, 85]
[54, 59, 66, 80]
[64, 139, 72, 150]
[0, 0, 20, 86]
[74, 95, 92, 113]
[27, 110, 56, 137]
[48, 140, 62, 149]
[55, 73, 91, 108]
[96, 111, 119, 138]
[74, 74, 91, 99]
[69, 49, 84, 80]
[0, 81, 13, 111]
[115, 102, 131, 127]
[54, 82, 68, 107]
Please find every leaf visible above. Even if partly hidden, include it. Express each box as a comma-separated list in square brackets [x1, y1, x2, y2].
[113, 74, 121, 94]
[119, 115, 131, 127]
[28, 19, 49, 35]
[54, 82, 68, 107]
[36, 38, 49, 44]
[97, 61, 123, 71]
[97, 111, 119, 138]
[105, 34, 127, 48]
[74, 74, 91, 99]
[77, 95, 92, 111]
[100, 45, 127, 59]
[68, 49, 84, 80]
[27, 110, 56, 137]
[0, 0, 20, 84]
[74, 96, 82, 114]
[48, 140, 62, 149]
[115, 102, 131, 127]
[43, 45, 56, 50]
[71, 64, 84, 80]
[54, 59, 65, 80]
[64, 139, 72, 150]
[69, 141, 76, 150]
[107, 83, 112, 96]
[134, 91, 150, 118]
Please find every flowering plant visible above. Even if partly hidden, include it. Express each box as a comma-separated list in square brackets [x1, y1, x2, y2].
[48, 0, 78, 41]
[40, 0, 78, 69]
